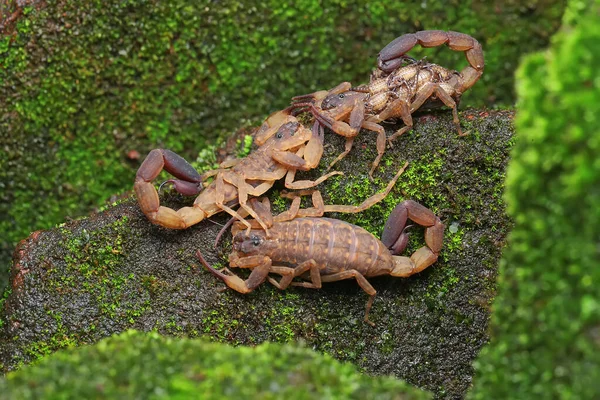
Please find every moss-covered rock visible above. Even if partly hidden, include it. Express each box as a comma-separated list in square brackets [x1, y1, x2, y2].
[469, 1, 600, 399]
[0, 330, 430, 399]
[0, 111, 514, 398]
[0, 0, 564, 292]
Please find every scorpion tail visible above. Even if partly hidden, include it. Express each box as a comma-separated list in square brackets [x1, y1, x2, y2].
[383, 199, 444, 277]
[134, 149, 207, 229]
[377, 30, 484, 90]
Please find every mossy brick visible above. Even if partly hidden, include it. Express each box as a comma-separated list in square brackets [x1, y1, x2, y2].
[0, 0, 565, 292]
[0, 111, 514, 398]
[469, 1, 600, 399]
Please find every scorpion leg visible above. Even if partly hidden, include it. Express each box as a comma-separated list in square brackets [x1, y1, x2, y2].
[269, 260, 320, 290]
[246, 197, 274, 229]
[368, 97, 413, 143]
[134, 149, 207, 229]
[274, 190, 326, 222]
[410, 81, 464, 135]
[283, 168, 343, 191]
[198, 251, 271, 294]
[327, 137, 355, 172]
[278, 161, 407, 220]
[214, 173, 256, 233]
[322, 161, 408, 214]
[381, 200, 444, 278]
[266, 266, 297, 290]
[360, 121, 387, 178]
[223, 173, 275, 235]
[320, 270, 377, 326]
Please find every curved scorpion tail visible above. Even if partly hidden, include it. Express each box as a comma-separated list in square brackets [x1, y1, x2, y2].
[377, 30, 484, 91]
[134, 149, 207, 229]
[382, 200, 444, 278]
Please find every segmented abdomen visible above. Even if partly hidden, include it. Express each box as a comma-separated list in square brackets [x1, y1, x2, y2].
[270, 218, 393, 277]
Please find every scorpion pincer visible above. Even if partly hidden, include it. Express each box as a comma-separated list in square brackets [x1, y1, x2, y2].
[198, 167, 443, 326]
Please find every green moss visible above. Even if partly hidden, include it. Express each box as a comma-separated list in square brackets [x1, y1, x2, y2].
[202, 308, 244, 344]
[17, 215, 144, 364]
[0, 289, 8, 331]
[470, 1, 600, 398]
[443, 224, 466, 259]
[238, 134, 254, 158]
[0, 330, 430, 399]
[54, 217, 134, 320]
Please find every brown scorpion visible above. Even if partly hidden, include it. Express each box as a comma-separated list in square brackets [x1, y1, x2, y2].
[291, 30, 484, 176]
[134, 115, 340, 233]
[198, 167, 443, 326]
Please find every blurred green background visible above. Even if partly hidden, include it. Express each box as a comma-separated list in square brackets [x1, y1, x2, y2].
[0, 0, 566, 292]
[470, 1, 600, 397]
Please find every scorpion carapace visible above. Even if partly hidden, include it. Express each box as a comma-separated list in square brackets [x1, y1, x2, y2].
[198, 169, 443, 326]
[134, 115, 341, 232]
[290, 30, 484, 176]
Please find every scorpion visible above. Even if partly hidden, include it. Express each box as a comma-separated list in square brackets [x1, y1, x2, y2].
[197, 167, 444, 326]
[291, 30, 484, 177]
[134, 115, 340, 233]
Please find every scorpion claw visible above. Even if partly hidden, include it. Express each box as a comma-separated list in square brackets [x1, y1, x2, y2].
[158, 180, 173, 193]
[159, 179, 202, 196]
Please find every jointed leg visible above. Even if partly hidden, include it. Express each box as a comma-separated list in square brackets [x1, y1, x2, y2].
[198, 251, 272, 294]
[368, 98, 413, 144]
[269, 260, 320, 290]
[284, 168, 343, 190]
[266, 266, 296, 290]
[322, 161, 408, 214]
[360, 121, 387, 178]
[275, 190, 326, 222]
[410, 82, 464, 136]
[231, 178, 272, 234]
[214, 173, 255, 233]
[320, 270, 377, 326]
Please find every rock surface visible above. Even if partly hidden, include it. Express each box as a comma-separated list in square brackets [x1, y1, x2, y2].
[0, 110, 514, 398]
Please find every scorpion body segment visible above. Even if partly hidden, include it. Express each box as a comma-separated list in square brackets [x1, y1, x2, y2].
[240, 217, 395, 277]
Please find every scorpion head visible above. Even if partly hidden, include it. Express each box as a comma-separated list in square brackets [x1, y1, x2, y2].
[232, 231, 272, 255]
[267, 120, 312, 151]
[321, 91, 363, 111]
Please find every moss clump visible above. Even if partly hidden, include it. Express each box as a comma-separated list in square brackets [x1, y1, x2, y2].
[1, 0, 566, 292]
[470, 1, 600, 398]
[0, 330, 430, 399]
